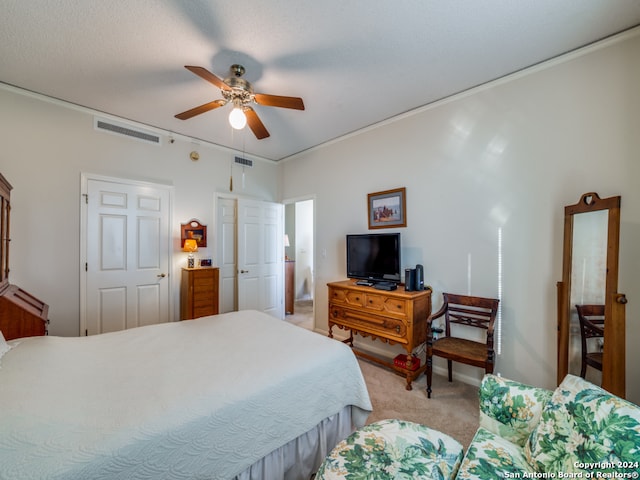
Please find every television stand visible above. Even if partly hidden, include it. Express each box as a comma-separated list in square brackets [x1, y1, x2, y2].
[327, 279, 432, 390]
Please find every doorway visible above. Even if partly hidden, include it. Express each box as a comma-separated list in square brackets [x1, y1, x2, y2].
[215, 194, 284, 318]
[284, 197, 315, 330]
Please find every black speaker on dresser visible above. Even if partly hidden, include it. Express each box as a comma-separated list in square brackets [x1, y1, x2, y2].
[415, 264, 424, 291]
[404, 268, 416, 291]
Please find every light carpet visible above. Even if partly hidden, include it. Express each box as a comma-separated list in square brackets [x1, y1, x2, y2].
[358, 359, 480, 449]
[285, 299, 314, 330]
[284, 304, 480, 448]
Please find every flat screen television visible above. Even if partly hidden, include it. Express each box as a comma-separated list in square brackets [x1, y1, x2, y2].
[346, 233, 401, 284]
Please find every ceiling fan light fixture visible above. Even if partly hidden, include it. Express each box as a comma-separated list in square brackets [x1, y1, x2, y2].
[176, 64, 303, 140]
[228, 100, 247, 130]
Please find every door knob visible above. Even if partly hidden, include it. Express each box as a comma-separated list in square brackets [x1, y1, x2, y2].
[240, 269, 249, 273]
[157, 273, 166, 278]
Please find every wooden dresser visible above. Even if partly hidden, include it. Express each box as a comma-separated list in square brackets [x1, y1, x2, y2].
[328, 279, 431, 390]
[0, 173, 50, 340]
[285, 260, 295, 314]
[180, 267, 219, 320]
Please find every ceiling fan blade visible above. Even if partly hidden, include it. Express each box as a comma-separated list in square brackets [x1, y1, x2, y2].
[175, 99, 226, 120]
[184, 66, 230, 90]
[254, 93, 305, 110]
[245, 107, 270, 139]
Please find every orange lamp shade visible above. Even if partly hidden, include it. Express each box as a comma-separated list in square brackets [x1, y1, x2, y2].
[183, 238, 198, 252]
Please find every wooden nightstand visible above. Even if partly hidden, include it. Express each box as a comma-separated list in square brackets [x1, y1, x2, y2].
[180, 267, 219, 320]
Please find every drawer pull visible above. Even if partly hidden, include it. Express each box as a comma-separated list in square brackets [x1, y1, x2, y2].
[396, 325, 401, 333]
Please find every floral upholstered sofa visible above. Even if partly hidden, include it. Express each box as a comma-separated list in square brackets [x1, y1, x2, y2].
[315, 374, 639, 479]
[316, 418, 464, 479]
[456, 373, 640, 479]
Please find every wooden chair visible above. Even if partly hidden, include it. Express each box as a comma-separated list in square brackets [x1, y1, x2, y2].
[426, 293, 499, 398]
[575, 304, 605, 378]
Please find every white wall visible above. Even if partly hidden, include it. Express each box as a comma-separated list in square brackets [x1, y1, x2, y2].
[0, 87, 280, 337]
[281, 30, 640, 403]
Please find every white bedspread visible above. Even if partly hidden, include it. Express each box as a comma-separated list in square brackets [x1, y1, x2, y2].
[0, 310, 372, 480]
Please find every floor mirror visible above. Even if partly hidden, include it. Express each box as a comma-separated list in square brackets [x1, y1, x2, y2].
[557, 192, 627, 398]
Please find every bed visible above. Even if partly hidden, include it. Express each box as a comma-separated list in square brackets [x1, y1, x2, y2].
[0, 310, 372, 480]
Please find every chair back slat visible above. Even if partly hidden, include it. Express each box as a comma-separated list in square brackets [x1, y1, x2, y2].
[443, 293, 499, 331]
[576, 304, 605, 339]
[446, 306, 493, 329]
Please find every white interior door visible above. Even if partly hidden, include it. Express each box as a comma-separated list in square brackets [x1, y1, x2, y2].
[216, 195, 284, 318]
[237, 198, 284, 318]
[82, 176, 171, 335]
[217, 197, 237, 314]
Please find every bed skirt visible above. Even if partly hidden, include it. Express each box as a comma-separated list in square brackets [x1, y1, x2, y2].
[234, 405, 356, 480]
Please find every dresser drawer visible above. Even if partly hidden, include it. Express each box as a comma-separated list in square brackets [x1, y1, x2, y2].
[363, 293, 407, 317]
[193, 304, 216, 316]
[331, 287, 394, 308]
[329, 287, 348, 304]
[191, 270, 216, 283]
[345, 290, 365, 306]
[194, 284, 214, 295]
[330, 286, 407, 316]
[329, 305, 407, 342]
[193, 293, 215, 306]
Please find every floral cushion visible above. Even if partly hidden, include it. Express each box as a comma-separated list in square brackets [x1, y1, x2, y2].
[455, 427, 533, 480]
[525, 374, 640, 475]
[315, 419, 464, 480]
[479, 374, 552, 447]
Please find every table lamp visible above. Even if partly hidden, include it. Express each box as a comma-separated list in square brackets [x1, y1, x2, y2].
[183, 238, 198, 268]
[284, 234, 290, 260]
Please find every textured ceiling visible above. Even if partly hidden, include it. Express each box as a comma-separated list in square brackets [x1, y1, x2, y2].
[2, 0, 640, 161]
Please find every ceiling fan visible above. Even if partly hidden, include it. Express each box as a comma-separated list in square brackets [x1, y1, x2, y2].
[175, 64, 305, 139]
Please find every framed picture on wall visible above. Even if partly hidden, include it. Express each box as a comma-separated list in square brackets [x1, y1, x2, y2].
[368, 187, 407, 229]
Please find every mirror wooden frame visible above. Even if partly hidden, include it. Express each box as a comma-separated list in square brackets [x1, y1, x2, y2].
[557, 192, 626, 398]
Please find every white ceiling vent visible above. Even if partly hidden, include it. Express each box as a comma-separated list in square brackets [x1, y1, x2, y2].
[234, 156, 253, 168]
[94, 117, 161, 145]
